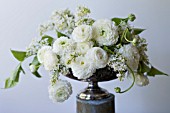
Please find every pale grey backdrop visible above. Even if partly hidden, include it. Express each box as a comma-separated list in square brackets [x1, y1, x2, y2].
[0, 0, 170, 113]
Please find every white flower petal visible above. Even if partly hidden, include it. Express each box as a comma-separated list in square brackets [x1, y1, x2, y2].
[92, 19, 118, 46]
[71, 56, 96, 79]
[76, 41, 94, 55]
[43, 50, 59, 71]
[119, 44, 140, 71]
[85, 47, 108, 69]
[37, 46, 52, 63]
[48, 80, 72, 103]
[72, 25, 93, 42]
[53, 36, 76, 55]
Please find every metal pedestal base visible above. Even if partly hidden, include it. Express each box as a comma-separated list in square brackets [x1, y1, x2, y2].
[77, 94, 115, 113]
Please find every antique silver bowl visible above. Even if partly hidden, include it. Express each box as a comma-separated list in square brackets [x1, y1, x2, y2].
[65, 66, 117, 100]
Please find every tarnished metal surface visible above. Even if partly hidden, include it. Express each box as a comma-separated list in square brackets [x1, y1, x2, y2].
[65, 66, 118, 100]
[65, 66, 117, 82]
[77, 94, 115, 113]
[77, 82, 111, 100]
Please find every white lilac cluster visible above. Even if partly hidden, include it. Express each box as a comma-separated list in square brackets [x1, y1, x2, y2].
[51, 9, 75, 35]
[26, 38, 49, 57]
[38, 21, 54, 36]
[75, 6, 94, 26]
[27, 6, 153, 103]
[108, 54, 127, 81]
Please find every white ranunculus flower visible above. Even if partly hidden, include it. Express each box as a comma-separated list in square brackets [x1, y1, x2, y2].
[37, 46, 52, 64]
[48, 80, 72, 103]
[72, 25, 93, 42]
[61, 52, 77, 67]
[71, 56, 96, 79]
[76, 41, 94, 55]
[135, 73, 149, 86]
[53, 36, 76, 55]
[128, 72, 149, 86]
[119, 44, 140, 71]
[85, 47, 108, 69]
[43, 50, 59, 71]
[92, 19, 118, 46]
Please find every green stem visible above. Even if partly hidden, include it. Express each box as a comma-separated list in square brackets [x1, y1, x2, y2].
[123, 29, 134, 43]
[120, 28, 127, 43]
[115, 64, 135, 94]
[121, 28, 136, 45]
[103, 46, 114, 54]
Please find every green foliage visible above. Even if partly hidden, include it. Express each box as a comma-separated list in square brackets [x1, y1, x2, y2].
[112, 14, 136, 26]
[111, 17, 128, 26]
[29, 56, 41, 78]
[103, 46, 114, 54]
[147, 66, 168, 77]
[56, 31, 67, 38]
[132, 28, 145, 35]
[138, 61, 150, 73]
[11, 50, 27, 62]
[128, 14, 136, 22]
[42, 35, 54, 46]
[138, 61, 168, 77]
[4, 63, 25, 89]
[120, 28, 133, 44]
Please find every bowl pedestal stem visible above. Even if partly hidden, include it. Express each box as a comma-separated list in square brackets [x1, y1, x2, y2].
[76, 81, 115, 113]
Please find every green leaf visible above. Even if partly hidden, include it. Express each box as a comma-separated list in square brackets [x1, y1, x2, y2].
[11, 50, 27, 62]
[5, 78, 17, 89]
[4, 63, 25, 89]
[138, 61, 150, 73]
[56, 31, 67, 38]
[11, 63, 25, 82]
[29, 56, 42, 78]
[42, 35, 54, 45]
[111, 18, 122, 25]
[111, 17, 128, 26]
[132, 28, 145, 35]
[31, 56, 40, 66]
[32, 71, 41, 78]
[147, 66, 168, 77]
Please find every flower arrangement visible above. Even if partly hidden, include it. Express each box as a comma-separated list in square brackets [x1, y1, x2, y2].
[4, 6, 168, 103]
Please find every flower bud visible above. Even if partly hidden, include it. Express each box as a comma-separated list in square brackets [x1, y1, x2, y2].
[128, 14, 136, 22]
[29, 64, 37, 72]
[132, 38, 138, 46]
[114, 87, 121, 93]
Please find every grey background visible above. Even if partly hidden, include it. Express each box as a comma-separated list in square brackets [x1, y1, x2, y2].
[0, 0, 170, 113]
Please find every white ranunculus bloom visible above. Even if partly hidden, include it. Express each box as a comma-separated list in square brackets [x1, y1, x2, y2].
[119, 44, 140, 71]
[135, 73, 149, 86]
[43, 50, 59, 71]
[71, 56, 96, 79]
[128, 72, 149, 86]
[61, 52, 77, 68]
[92, 19, 118, 46]
[37, 46, 52, 64]
[53, 36, 76, 55]
[85, 47, 108, 69]
[72, 25, 93, 42]
[76, 41, 94, 55]
[48, 80, 72, 103]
